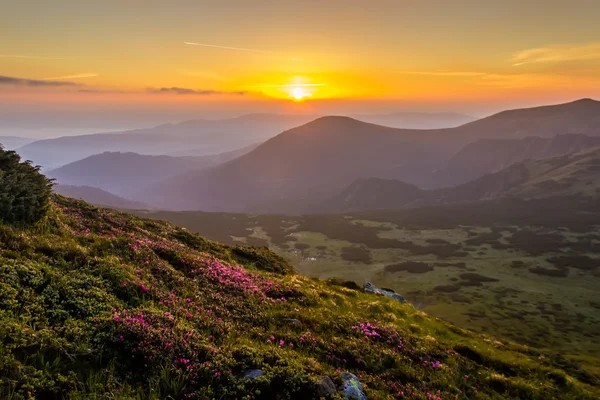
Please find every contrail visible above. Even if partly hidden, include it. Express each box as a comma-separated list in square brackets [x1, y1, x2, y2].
[44, 73, 98, 80]
[184, 42, 278, 54]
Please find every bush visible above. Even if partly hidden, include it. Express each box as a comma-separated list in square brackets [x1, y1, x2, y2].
[0, 146, 53, 225]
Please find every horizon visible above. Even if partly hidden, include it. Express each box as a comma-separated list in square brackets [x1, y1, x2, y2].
[3, 1, 600, 134]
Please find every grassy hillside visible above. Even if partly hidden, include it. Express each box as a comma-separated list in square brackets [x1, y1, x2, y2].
[2, 196, 600, 399]
[135, 197, 600, 364]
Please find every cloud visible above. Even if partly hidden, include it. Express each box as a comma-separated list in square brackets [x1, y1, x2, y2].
[184, 41, 278, 54]
[394, 71, 487, 77]
[44, 73, 98, 80]
[0, 75, 79, 87]
[150, 87, 247, 95]
[512, 42, 600, 66]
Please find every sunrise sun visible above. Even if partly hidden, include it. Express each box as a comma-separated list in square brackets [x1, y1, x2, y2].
[290, 87, 311, 101]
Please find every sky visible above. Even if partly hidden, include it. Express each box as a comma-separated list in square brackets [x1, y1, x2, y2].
[2, 0, 600, 132]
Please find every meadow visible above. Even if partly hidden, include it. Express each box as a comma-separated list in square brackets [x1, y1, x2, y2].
[136, 198, 600, 368]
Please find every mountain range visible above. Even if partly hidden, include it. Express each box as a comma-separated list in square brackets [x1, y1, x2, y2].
[53, 184, 148, 209]
[48, 143, 258, 198]
[326, 147, 600, 212]
[16, 114, 317, 169]
[137, 99, 600, 213]
[387, 133, 600, 189]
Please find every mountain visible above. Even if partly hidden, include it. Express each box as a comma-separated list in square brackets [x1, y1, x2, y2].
[48, 144, 258, 198]
[141, 99, 600, 212]
[53, 184, 148, 209]
[388, 133, 600, 189]
[326, 177, 426, 211]
[0, 136, 33, 150]
[142, 116, 446, 212]
[326, 147, 600, 212]
[354, 112, 474, 129]
[16, 114, 316, 169]
[2, 194, 599, 399]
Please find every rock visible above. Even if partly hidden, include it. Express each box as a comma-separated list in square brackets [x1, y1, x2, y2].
[341, 372, 368, 400]
[315, 376, 337, 397]
[240, 369, 263, 380]
[364, 282, 406, 303]
[282, 318, 302, 325]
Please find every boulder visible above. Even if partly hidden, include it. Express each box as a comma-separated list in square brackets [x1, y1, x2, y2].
[315, 375, 336, 397]
[240, 369, 263, 380]
[364, 282, 406, 303]
[341, 372, 367, 400]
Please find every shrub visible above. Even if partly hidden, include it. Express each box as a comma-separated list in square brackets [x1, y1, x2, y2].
[0, 146, 53, 225]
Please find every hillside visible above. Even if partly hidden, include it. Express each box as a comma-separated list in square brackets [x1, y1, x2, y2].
[53, 184, 148, 209]
[1, 195, 599, 399]
[326, 148, 600, 212]
[17, 114, 315, 169]
[389, 134, 600, 189]
[140, 99, 600, 213]
[141, 116, 446, 212]
[48, 145, 257, 198]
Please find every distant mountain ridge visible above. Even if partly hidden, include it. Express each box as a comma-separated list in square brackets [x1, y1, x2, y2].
[17, 114, 317, 169]
[326, 147, 600, 212]
[388, 133, 600, 189]
[140, 99, 600, 212]
[48, 144, 258, 198]
[53, 185, 148, 209]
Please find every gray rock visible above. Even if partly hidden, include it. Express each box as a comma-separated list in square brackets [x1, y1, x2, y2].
[282, 318, 302, 325]
[240, 369, 263, 380]
[364, 282, 406, 303]
[315, 376, 336, 397]
[341, 372, 368, 400]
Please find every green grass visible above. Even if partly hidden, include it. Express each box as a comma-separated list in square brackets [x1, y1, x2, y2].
[2, 195, 600, 399]
[135, 208, 600, 362]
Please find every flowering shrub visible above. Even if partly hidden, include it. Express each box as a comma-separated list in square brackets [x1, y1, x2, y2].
[0, 196, 598, 399]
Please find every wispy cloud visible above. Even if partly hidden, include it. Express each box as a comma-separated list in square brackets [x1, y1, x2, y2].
[394, 71, 487, 77]
[512, 42, 600, 66]
[184, 41, 278, 54]
[44, 73, 98, 80]
[0, 54, 62, 59]
[0, 75, 79, 87]
[150, 87, 247, 95]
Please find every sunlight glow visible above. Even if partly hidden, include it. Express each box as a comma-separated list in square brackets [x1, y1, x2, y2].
[290, 87, 311, 101]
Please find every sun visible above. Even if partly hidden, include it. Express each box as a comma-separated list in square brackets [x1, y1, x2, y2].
[290, 87, 311, 101]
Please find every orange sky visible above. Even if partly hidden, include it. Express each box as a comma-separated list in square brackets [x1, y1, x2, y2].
[2, 0, 600, 117]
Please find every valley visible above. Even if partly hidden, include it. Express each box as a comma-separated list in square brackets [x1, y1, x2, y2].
[135, 198, 600, 363]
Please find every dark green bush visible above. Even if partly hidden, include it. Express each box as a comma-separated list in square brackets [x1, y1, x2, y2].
[0, 146, 53, 225]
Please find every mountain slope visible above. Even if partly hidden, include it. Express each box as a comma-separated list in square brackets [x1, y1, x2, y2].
[48, 144, 258, 197]
[17, 114, 316, 169]
[53, 184, 148, 209]
[143, 116, 444, 212]
[390, 134, 600, 189]
[143, 99, 600, 212]
[0, 136, 33, 150]
[327, 147, 600, 212]
[1, 195, 599, 399]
